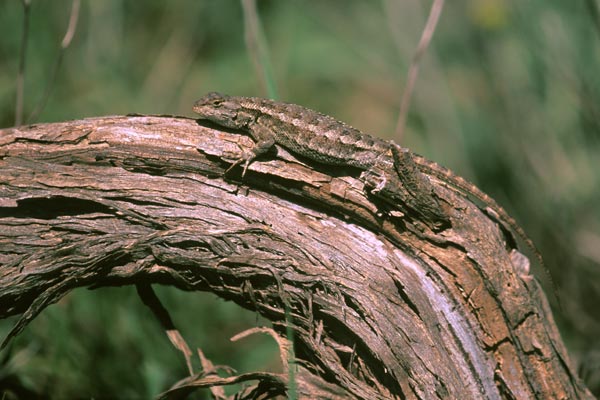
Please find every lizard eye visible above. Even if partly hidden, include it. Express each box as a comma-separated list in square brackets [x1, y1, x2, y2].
[205, 92, 226, 106]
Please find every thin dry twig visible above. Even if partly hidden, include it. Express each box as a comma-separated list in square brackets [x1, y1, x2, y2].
[28, 0, 81, 123]
[61, 0, 80, 49]
[395, 0, 446, 142]
[232, 326, 293, 372]
[196, 348, 227, 400]
[240, 0, 277, 99]
[136, 284, 194, 376]
[15, 0, 31, 127]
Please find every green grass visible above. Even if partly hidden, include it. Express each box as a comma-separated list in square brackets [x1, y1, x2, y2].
[0, 287, 278, 398]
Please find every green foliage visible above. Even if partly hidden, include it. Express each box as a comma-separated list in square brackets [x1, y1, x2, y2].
[0, 287, 277, 398]
[1, 0, 599, 397]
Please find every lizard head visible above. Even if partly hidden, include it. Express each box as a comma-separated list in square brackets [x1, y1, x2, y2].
[193, 92, 250, 129]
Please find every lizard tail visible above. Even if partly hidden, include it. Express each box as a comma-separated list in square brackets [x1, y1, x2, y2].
[412, 154, 560, 306]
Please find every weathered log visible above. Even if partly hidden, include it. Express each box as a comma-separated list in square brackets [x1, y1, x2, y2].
[0, 116, 593, 399]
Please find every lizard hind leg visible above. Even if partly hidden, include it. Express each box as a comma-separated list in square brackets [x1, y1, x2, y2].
[389, 144, 449, 227]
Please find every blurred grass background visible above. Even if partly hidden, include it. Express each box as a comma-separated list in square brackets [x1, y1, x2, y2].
[0, 0, 599, 397]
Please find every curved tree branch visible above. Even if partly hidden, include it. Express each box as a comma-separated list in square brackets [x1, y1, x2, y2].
[0, 116, 593, 399]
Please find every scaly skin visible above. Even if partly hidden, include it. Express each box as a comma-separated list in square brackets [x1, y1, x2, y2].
[192, 92, 547, 280]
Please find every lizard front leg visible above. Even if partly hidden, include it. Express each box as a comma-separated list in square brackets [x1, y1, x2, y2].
[227, 120, 276, 176]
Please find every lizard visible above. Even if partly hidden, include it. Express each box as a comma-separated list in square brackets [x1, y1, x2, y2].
[192, 92, 547, 282]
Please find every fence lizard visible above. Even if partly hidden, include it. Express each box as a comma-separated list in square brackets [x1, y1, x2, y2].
[192, 92, 545, 274]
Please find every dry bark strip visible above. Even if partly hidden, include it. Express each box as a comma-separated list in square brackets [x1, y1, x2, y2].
[0, 115, 593, 399]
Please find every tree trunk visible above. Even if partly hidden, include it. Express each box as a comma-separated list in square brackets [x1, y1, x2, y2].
[0, 116, 593, 399]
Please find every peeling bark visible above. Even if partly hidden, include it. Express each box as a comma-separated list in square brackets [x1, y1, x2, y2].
[0, 116, 593, 399]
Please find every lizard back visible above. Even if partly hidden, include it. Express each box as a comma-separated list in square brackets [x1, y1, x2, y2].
[194, 93, 392, 170]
